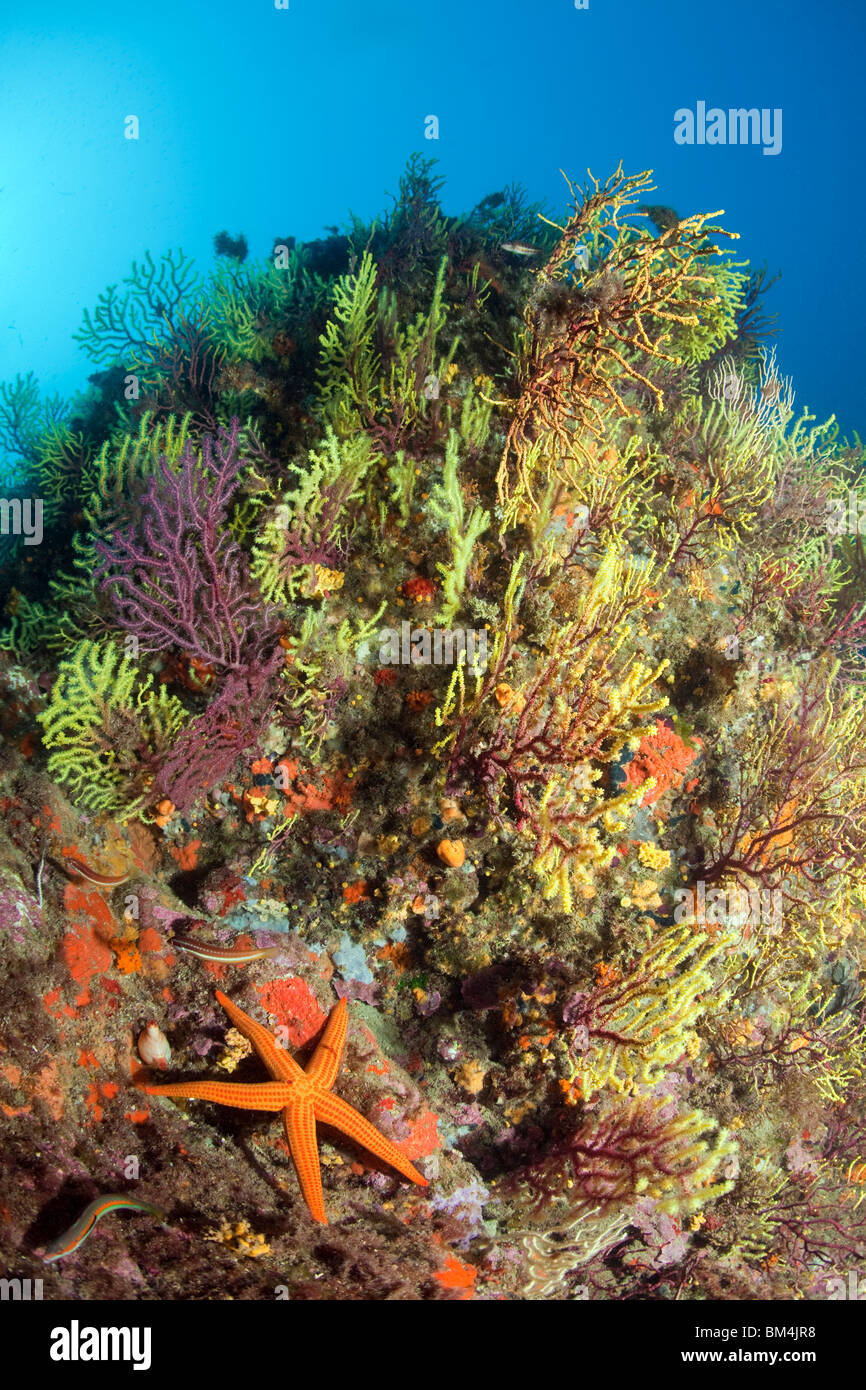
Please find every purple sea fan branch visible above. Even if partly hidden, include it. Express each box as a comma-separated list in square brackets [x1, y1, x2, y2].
[697, 663, 866, 907]
[96, 419, 278, 672]
[518, 1096, 733, 1216]
[153, 647, 285, 810]
[140, 305, 223, 432]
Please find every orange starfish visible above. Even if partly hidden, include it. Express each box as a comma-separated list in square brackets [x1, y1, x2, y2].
[141, 990, 428, 1224]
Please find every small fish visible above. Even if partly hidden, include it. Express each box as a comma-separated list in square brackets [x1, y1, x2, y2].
[62, 855, 131, 888]
[173, 935, 282, 965]
[42, 1194, 164, 1263]
[639, 204, 681, 234]
[475, 191, 506, 213]
[501, 240, 540, 257]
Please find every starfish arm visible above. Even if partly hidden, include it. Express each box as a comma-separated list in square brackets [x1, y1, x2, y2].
[313, 1091, 429, 1189]
[142, 1079, 292, 1112]
[305, 997, 348, 1090]
[284, 1098, 327, 1224]
[215, 989, 306, 1083]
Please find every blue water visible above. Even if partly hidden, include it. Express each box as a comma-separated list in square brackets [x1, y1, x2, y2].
[1, 0, 864, 460]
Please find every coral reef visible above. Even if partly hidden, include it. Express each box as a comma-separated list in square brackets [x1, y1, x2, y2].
[1, 158, 864, 1302]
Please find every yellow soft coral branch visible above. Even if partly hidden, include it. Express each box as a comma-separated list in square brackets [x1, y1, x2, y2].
[569, 922, 735, 1099]
[37, 639, 186, 818]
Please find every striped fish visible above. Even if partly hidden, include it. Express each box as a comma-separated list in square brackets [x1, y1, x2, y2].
[63, 855, 131, 888]
[42, 1194, 164, 1263]
[173, 935, 282, 965]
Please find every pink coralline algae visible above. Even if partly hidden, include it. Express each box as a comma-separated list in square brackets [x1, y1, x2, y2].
[0, 872, 43, 945]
